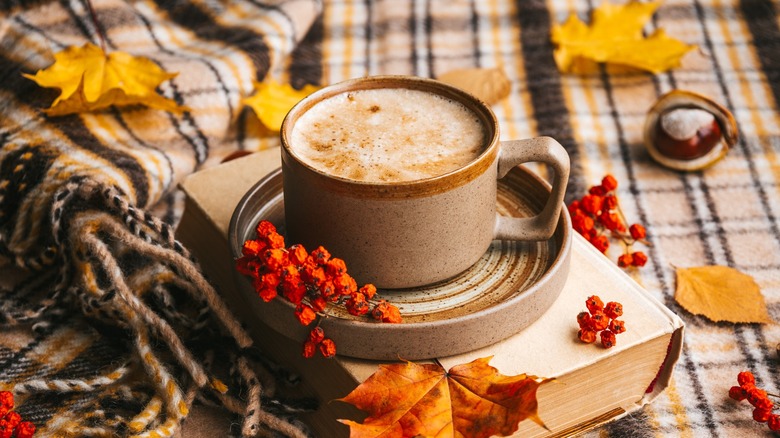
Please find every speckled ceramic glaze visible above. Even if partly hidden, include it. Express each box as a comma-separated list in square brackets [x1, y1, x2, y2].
[281, 76, 570, 288]
[228, 166, 571, 359]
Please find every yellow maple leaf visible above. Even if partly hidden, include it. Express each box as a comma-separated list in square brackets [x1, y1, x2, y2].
[674, 265, 772, 324]
[243, 81, 320, 132]
[23, 43, 183, 115]
[551, 1, 696, 74]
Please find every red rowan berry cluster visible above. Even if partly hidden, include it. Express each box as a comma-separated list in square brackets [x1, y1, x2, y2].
[0, 391, 35, 438]
[568, 175, 649, 268]
[236, 221, 402, 358]
[576, 295, 626, 349]
[729, 370, 780, 430]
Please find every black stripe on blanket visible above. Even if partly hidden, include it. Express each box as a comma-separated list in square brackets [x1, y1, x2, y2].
[741, 0, 780, 108]
[154, 0, 272, 81]
[290, 15, 325, 89]
[514, 0, 585, 201]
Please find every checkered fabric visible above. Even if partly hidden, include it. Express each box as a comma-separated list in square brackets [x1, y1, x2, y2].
[304, 0, 780, 436]
[1, 0, 321, 437]
[2, 0, 780, 436]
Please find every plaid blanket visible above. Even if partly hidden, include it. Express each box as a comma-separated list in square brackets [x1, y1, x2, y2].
[2, 0, 780, 436]
[1, 0, 321, 436]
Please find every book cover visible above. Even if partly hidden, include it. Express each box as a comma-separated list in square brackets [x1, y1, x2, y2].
[177, 149, 684, 437]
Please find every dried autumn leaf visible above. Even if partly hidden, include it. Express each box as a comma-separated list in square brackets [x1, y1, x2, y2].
[674, 265, 771, 324]
[437, 67, 511, 105]
[338, 357, 551, 438]
[243, 81, 320, 131]
[551, 1, 696, 74]
[23, 43, 183, 115]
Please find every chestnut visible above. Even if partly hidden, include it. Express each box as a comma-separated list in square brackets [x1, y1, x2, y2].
[644, 91, 738, 171]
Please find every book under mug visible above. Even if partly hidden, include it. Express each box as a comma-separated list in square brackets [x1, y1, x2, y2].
[176, 148, 684, 437]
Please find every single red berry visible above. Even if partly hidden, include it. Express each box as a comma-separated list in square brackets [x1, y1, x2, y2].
[589, 185, 607, 196]
[603, 195, 618, 210]
[631, 251, 648, 267]
[0, 391, 14, 418]
[16, 422, 36, 438]
[600, 330, 617, 348]
[572, 214, 595, 235]
[578, 328, 597, 344]
[302, 341, 317, 358]
[301, 266, 326, 286]
[586, 295, 604, 314]
[590, 311, 609, 331]
[576, 311, 593, 329]
[747, 387, 769, 407]
[629, 223, 647, 240]
[294, 304, 317, 326]
[729, 385, 748, 401]
[738, 371, 756, 387]
[319, 338, 337, 358]
[309, 295, 327, 312]
[609, 319, 626, 334]
[754, 395, 774, 411]
[257, 286, 277, 303]
[333, 274, 358, 296]
[617, 253, 633, 268]
[282, 276, 306, 304]
[567, 200, 581, 215]
[753, 407, 772, 423]
[319, 280, 337, 301]
[4, 411, 20, 429]
[601, 174, 618, 191]
[309, 246, 331, 265]
[359, 284, 377, 300]
[581, 194, 604, 216]
[604, 301, 623, 319]
[599, 211, 623, 232]
[325, 258, 348, 276]
[252, 272, 280, 292]
[265, 232, 286, 249]
[346, 293, 370, 316]
[371, 300, 402, 323]
[308, 327, 325, 344]
[255, 220, 277, 238]
[262, 248, 288, 272]
[288, 244, 309, 265]
[241, 239, 268, 257]
[768, 414, 780, 431]
[235, 255, 261, 277]
[591, 235, 609, 253]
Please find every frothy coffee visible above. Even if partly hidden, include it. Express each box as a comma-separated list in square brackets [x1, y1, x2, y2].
[289, 88, 487, 183]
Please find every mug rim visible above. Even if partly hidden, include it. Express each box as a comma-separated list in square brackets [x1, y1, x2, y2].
[280, 75, 500, 197]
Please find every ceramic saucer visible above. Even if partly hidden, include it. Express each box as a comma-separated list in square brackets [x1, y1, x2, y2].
[229, 165, 572, 360]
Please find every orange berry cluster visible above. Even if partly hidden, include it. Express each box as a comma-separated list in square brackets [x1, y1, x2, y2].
[729, 371, 780, 430]
[0, 391, 35, 438]
[576, 295, 626, 349]
[568, 175, 649, 268]
[236, 220, 402, 358]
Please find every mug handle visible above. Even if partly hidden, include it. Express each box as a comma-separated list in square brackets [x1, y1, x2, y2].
[494, 136, 570, 241]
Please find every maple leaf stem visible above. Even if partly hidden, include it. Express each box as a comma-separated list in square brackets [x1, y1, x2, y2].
[84, 0, 107, 52]
[433, 358, 445, 370]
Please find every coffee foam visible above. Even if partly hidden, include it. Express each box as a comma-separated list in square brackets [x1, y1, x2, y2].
[289, 88, 487, 183]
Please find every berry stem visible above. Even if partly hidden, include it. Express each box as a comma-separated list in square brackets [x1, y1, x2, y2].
[611, 192, 653, 248]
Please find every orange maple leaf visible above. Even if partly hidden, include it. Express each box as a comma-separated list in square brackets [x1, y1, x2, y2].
[338, 357, 551, 438]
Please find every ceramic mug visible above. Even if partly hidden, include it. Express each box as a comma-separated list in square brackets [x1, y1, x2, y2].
[281, 76, 569, 288]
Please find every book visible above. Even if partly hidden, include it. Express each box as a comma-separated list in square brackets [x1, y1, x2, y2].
[176, 148, 684, 437]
